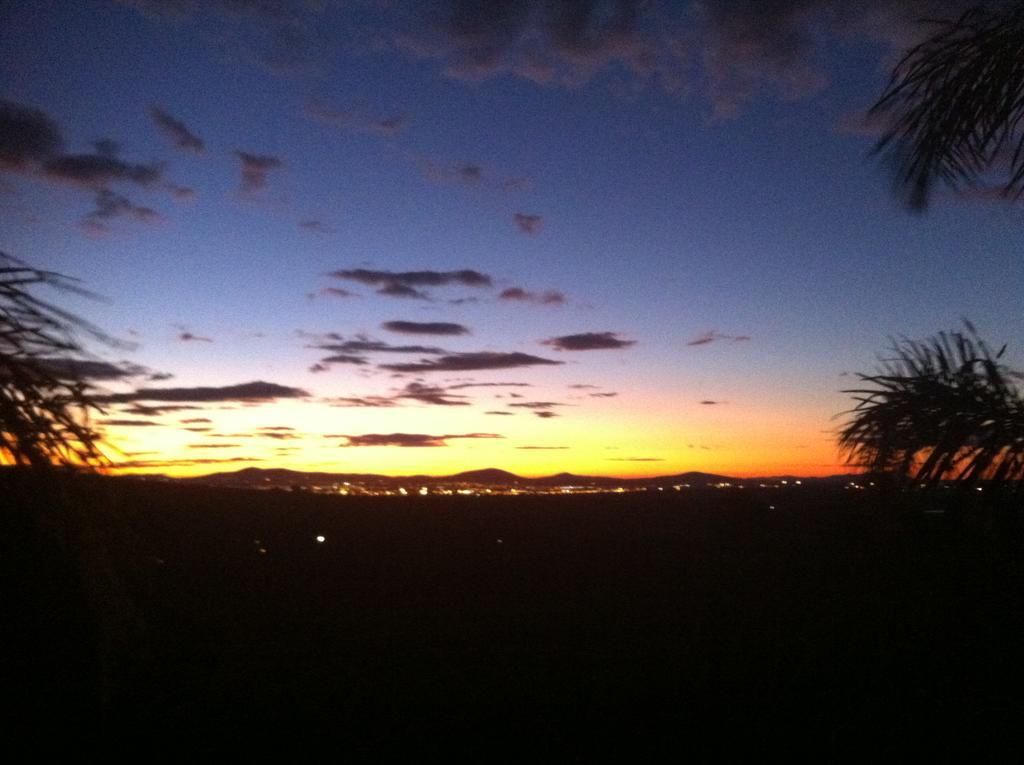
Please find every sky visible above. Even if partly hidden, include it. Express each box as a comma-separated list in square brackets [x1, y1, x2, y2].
[1, 0, 1021, 478]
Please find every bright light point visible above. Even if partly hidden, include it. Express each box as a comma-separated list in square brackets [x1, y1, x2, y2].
[769, 505, 775, 510]
[316, 535, 326, 543]
[497, 539, 503, 544]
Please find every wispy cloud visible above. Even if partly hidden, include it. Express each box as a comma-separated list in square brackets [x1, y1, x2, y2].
[336, 432, 502, 447]
[233, 150, 282, 192]
[686, 331, 751, 346]
[380, 351, 562, 373]
[150, 106, 204, 153]
[513, 212, 542, 234]
[306, 98, 407, 136]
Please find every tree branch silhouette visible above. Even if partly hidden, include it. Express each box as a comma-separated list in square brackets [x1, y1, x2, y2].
[871, 3, 1024, 210]
[1, 252, 124, 469]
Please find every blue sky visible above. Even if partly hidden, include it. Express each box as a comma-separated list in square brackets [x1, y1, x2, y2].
[2, 0, 1021, 476]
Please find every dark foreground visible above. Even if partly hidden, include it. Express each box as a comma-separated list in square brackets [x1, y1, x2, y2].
[4, 471, 1023, 758]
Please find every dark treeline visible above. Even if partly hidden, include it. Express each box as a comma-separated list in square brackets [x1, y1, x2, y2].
[5, 470, 1024, 758]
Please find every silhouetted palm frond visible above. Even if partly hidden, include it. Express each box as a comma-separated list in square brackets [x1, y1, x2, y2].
[871, 3, 1024, 210]
[839, 324, 1024, 487]
[0, 252, 116, 469]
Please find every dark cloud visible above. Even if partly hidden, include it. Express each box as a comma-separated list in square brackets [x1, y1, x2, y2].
[498, 287, 565, 305]
[382, 320, 470, 336]
[513, 212, 542, 234]
[700, 400, 726, 405]
[447, 381, 531, 390]
[309, 363, 330, 373]
[320, 354, 369, 365]
[485, 410, 515, 415]
[314, 337, 447, 355]
[0, 99, 63, 170]
[179, 331, 213, 343]
[331, 268, 493, 300]
[189, 443, 242, 449]
[338, 432, 502, 447]
[568, 383, 600, 389]
[101, 419, 162, 427]
[395, 381, 470, 406]
[97, 380, 308, 403]
[306, 99, 408, 135]
[121, 404, 204, 416]
[43, 150, 161, 189]
[686, 331, 752, 346]
[33, 358, 148, 381]
[299, 219, 335, 233]
[533, 411, 559, 419]
[380, 283, 430, 299]
[508, 401, 564, 410]
[81, 189, 163, 234]
[234, 150, 282, 192]
[181, 417, 212, 424]
[380, 351, 563, 373]
[150, 106, 204, 152]
[542, 332, 635, 351]
[590, 392, 618, 398]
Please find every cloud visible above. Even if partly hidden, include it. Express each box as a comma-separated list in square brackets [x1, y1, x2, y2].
[394, 381, 470, 406]
[43, 144, 161, 189]
[309, 363, 330, 373]
[516, 445, 569, 450]
[306, 99, 408, 135]
[447, 381, 532, 390]
[120, 403, 204, 416]
[331, 268, 493, 300]
[97, 380, 308, 403]
[589, 392, 618, 398]
[314, 337, 447, 355]
[338, 432, 503, 447]
[485, 410, 515, 415]
[33, 358, 150, 381]
[327, 396, 399, 408]
[312, 286, 358, 299]
[508, 401, 564, 410]
[699, 400, 726, 405]
[179, 331, 213, 343]
[115, 456, 258, 469]
[686, 331, 751, 346]
[234, 150, 282, 192]
[189, 443, 242, 449]
[513, 212, 542, 234]
[380, 351, 563, 373]
[533, 411, 559, 419]
[0, 99, 63, 170]
[101, 419, 162, 427]
[541, 332, 635, 351]
[181, 417, 212, 424]
[382, 320, 470, 336]
[320, 354, 369, 365]
[569, 383, 600, 389]
[298, 218, 335, 233]
[150, 106, 204, 152]
[81, 188, 163, 234]
[498, 287, 566, 305]
[166, 183, 197, 200]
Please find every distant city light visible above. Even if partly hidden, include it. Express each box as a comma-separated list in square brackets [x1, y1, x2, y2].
[315, 535, 325, 543]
